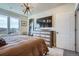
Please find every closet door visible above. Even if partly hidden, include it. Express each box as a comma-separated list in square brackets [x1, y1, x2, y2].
[56, 12, 75, 51]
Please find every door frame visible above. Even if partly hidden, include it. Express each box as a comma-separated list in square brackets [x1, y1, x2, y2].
[75, 4, 79, 52]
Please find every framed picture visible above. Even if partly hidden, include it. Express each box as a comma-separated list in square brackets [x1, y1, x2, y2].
[21, 21, 27, 26]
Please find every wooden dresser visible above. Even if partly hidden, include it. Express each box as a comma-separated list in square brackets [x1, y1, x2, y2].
[33, 29, 56, 48]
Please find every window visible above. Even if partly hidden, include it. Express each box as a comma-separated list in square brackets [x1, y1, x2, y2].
[0, 15, 19, 35]
[0, 15, 8, 35]
[10, 17, 19, 34]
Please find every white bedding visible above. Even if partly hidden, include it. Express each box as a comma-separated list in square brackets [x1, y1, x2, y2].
[2, 35, 30, 44]
[1, 34, 41, 44]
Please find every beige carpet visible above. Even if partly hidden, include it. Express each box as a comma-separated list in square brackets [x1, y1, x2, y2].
[46, 48, 64, 56]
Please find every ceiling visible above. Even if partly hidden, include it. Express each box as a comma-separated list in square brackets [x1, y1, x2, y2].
[0, 3, 65, 16]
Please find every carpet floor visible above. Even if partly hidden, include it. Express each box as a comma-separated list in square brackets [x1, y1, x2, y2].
[46, 48, 64, 56]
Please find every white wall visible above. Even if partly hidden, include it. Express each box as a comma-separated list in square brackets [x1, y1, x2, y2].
[29, 4, 76, 51]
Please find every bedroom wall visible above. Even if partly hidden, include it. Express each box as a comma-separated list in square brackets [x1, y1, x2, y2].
[28, 4, 76, 51]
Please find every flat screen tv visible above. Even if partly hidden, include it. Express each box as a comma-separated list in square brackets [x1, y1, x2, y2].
[37, 16, 52, 28]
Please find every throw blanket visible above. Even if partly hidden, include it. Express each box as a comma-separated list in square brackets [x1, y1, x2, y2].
[0, 37, 48, 56]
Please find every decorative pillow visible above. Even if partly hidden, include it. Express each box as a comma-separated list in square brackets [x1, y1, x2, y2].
[0, 38, 6, 47]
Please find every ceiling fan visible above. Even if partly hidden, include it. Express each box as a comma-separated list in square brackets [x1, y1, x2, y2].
[22, 3, 33, 15]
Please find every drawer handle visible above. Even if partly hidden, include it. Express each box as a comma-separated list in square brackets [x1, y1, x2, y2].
[56, 32, 59, 34]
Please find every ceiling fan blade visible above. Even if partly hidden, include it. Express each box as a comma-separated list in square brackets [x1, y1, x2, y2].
[24, 8, 27, 14]
[23, 3, 27, 7]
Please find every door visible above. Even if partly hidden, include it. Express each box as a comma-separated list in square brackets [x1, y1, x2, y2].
[56, 12, 75, 51]
[76, 11, 79, 52]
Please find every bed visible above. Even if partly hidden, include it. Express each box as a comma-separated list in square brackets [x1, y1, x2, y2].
[0, 35, 49, 56]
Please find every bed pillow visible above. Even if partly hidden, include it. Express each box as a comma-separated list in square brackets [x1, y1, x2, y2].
[0, 38, 6, 47]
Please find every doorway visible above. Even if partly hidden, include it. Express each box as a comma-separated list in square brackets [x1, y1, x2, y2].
[29, 19, 34, 36]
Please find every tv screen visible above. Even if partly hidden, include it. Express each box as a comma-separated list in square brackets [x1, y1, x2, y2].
[37, 16, 52, 28]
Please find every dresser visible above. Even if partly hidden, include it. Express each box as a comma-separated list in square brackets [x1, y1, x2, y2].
[33, 28, 56, 48]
